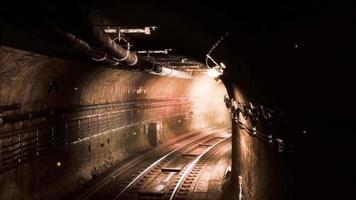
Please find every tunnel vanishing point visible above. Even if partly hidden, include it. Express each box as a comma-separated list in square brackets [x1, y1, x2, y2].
[2, 1, 340, 200]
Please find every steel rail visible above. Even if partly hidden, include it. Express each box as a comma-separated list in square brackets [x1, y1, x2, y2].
[169, 136, 231, 200]
[113, 128, 227, 200]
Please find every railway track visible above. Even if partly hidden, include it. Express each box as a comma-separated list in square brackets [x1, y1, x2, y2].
[168, 136, 230, 200]
[114, 132, 230, 200]
[78, 127, 230, 200]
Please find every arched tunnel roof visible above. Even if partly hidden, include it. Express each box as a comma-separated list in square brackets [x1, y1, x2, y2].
[1, 1, 356, 199]
[1, 0, 355, 125]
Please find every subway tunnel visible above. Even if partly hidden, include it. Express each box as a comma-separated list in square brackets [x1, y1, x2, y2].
[1, 1, 355, 200]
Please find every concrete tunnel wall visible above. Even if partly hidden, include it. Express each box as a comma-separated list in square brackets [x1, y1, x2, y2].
[226, 88, 292, 200]
[0, 46, 230, 199]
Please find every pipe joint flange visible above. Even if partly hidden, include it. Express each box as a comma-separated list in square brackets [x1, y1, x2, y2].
[111, 61, 120, 66]
[144, 56, 156, 71]
[164, 67, 173, 76]
[112, 37, 131, 61]
[91, 53, 107, 62]
[128, 54, 139, 66]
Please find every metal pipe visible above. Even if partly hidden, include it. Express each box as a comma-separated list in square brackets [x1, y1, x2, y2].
[53, 26, 119, 66]
[86, 26, 138, 65]
[84, 25, 165, 73]
[150, 66, 192, 79]
[55, 25, 190, 78]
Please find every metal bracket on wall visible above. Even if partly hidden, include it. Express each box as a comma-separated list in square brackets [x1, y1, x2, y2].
[103, 26, 157, 35]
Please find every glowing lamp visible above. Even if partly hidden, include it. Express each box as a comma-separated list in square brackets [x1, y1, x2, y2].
[207, 68, 221, 78]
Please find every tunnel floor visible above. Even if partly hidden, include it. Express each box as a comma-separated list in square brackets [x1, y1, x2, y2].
[69, 127, 232, 200]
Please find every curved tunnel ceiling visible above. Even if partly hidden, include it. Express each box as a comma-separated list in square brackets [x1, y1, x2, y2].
[1, 0, 356, 125]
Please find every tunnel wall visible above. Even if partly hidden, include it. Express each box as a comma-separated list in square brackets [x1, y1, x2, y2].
[0, 46, 229, 199]
[232, 88, 292, 200]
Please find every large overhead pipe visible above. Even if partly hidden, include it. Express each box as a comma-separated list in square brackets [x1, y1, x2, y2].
[57, 27, 192, 79]
[87, 25, 138, 66]
[151, 66, 192, 79]
[83, 25, 163, 73]
[1, 4, 191, 78]
[54, 25, 191, 79]
[53, 26, 119, 66]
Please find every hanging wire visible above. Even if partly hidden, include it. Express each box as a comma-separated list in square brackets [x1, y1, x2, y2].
[205, 27, 235, 69]
[225, 96, 287, 152]
[236, 119, 286, 152]
[207, 27, 235, 56]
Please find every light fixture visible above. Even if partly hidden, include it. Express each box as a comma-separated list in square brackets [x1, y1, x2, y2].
[207, 68, 221, 78]
[205, 54, 224, 79]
